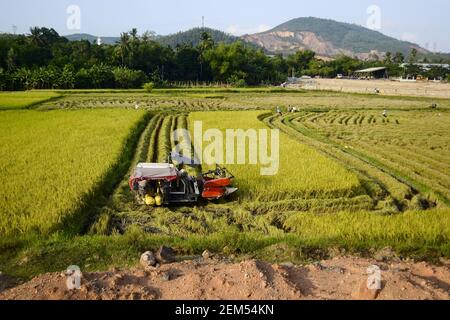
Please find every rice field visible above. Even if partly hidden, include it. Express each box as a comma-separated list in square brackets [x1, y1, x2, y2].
[1, 89, 450, 277]
[39, 93, 232, 111]
[89, 109, 374, 236]
[0, 91, 61, 109]
[284, 209, 450, 246]
[188, 111, 363, 202]
[39, 90, 450, 112]
[269, 109, 450, 209]
[86, 104, 449, 240]
[0, 109, 147, 236]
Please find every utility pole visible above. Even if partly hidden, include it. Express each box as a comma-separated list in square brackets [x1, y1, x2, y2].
[12, 25, 17, 35]
[202, 16, 205, 29]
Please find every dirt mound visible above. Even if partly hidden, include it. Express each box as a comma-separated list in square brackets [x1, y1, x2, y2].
[1, 256, 449, 300]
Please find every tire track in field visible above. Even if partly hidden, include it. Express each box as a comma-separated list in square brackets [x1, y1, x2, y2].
[86, 112, 188, 234]
[136, 114, 162, 163]
[159, 116, 175, 163]
[147, 115, 165, 163]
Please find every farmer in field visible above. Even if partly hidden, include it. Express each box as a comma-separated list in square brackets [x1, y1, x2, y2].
[382, 109, 388, 117]
[276, 106, 282, 116]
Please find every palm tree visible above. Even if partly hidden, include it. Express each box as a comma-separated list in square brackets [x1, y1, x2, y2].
[393, 52, 405, 64]
[129, 29, 140, 68]
[384, 52, 392, 65]
[130, 28, 138, 41]
[119, 32, 131, 67]
[198, 31, 214, 80]
[29, 27, 42, 46]
[6, 48, 17, 71]
[199, 31, 214, 52]
[409, 48, 418, 64]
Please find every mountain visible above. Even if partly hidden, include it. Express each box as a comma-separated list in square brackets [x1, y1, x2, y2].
[65, 28, 257, 49]
[242, 17, 429, 58]
[64, 28, 238, 47]
[63, 20, 443, 60]
[64, 33, 120, 45]
[157, 27, 238, 47]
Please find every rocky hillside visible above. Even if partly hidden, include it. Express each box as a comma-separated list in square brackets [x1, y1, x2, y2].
[242, 17, 428, 58]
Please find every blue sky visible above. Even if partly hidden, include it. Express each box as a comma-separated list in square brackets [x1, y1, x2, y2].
[1, 0, 449, 52]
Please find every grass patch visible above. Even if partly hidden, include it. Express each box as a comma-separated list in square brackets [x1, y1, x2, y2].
[1, 208, 448, 279]
[0, 91, 61, 110]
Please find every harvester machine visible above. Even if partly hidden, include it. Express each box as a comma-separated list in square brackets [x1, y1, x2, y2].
[129, 163, 237, 206]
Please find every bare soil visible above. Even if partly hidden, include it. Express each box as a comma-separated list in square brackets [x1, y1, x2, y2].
[291, 78, 450, 98]
[1, 256, 449, 300]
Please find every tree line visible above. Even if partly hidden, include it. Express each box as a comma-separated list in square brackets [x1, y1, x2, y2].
[0, 27, 449, 91]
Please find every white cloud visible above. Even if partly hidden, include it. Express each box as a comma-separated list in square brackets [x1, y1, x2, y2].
[401, 32, 417, 43]
[226, 24, 272, 36]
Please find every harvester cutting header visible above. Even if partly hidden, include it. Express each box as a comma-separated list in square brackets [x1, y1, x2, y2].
[129, 163, 238, 206]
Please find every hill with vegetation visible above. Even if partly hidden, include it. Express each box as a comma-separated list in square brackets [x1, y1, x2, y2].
[64, 33, 119, 45]
[242, 17, 429, 58]
[65, 28, 258, 49]
[1, 25, 449, 92]
[157, 27, 238, 47]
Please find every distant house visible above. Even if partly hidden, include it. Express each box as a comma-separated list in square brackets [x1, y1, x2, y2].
[354, 67, 388, 79]
[399, 63, 450, 71]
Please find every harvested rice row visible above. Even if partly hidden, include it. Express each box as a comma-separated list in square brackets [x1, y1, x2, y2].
[244, 195, 375, 215]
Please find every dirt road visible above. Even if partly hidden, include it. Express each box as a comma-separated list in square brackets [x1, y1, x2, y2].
[1, 256, 449, 300]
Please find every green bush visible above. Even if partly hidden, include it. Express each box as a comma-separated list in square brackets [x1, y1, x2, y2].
[113, 67, 148, 89]
[0, 68, 15, 91]
[228, 74, 247, 88]
[232, 79, 247, 88]
[74, 68, 92, 89]
[143, 82, 154, 92]
[89, 64, 115, 89]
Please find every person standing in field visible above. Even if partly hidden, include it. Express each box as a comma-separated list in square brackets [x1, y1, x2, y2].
[276, 106, 282, 116]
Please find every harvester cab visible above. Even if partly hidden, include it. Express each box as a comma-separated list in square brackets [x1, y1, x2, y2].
[129, 163, 237, 206]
